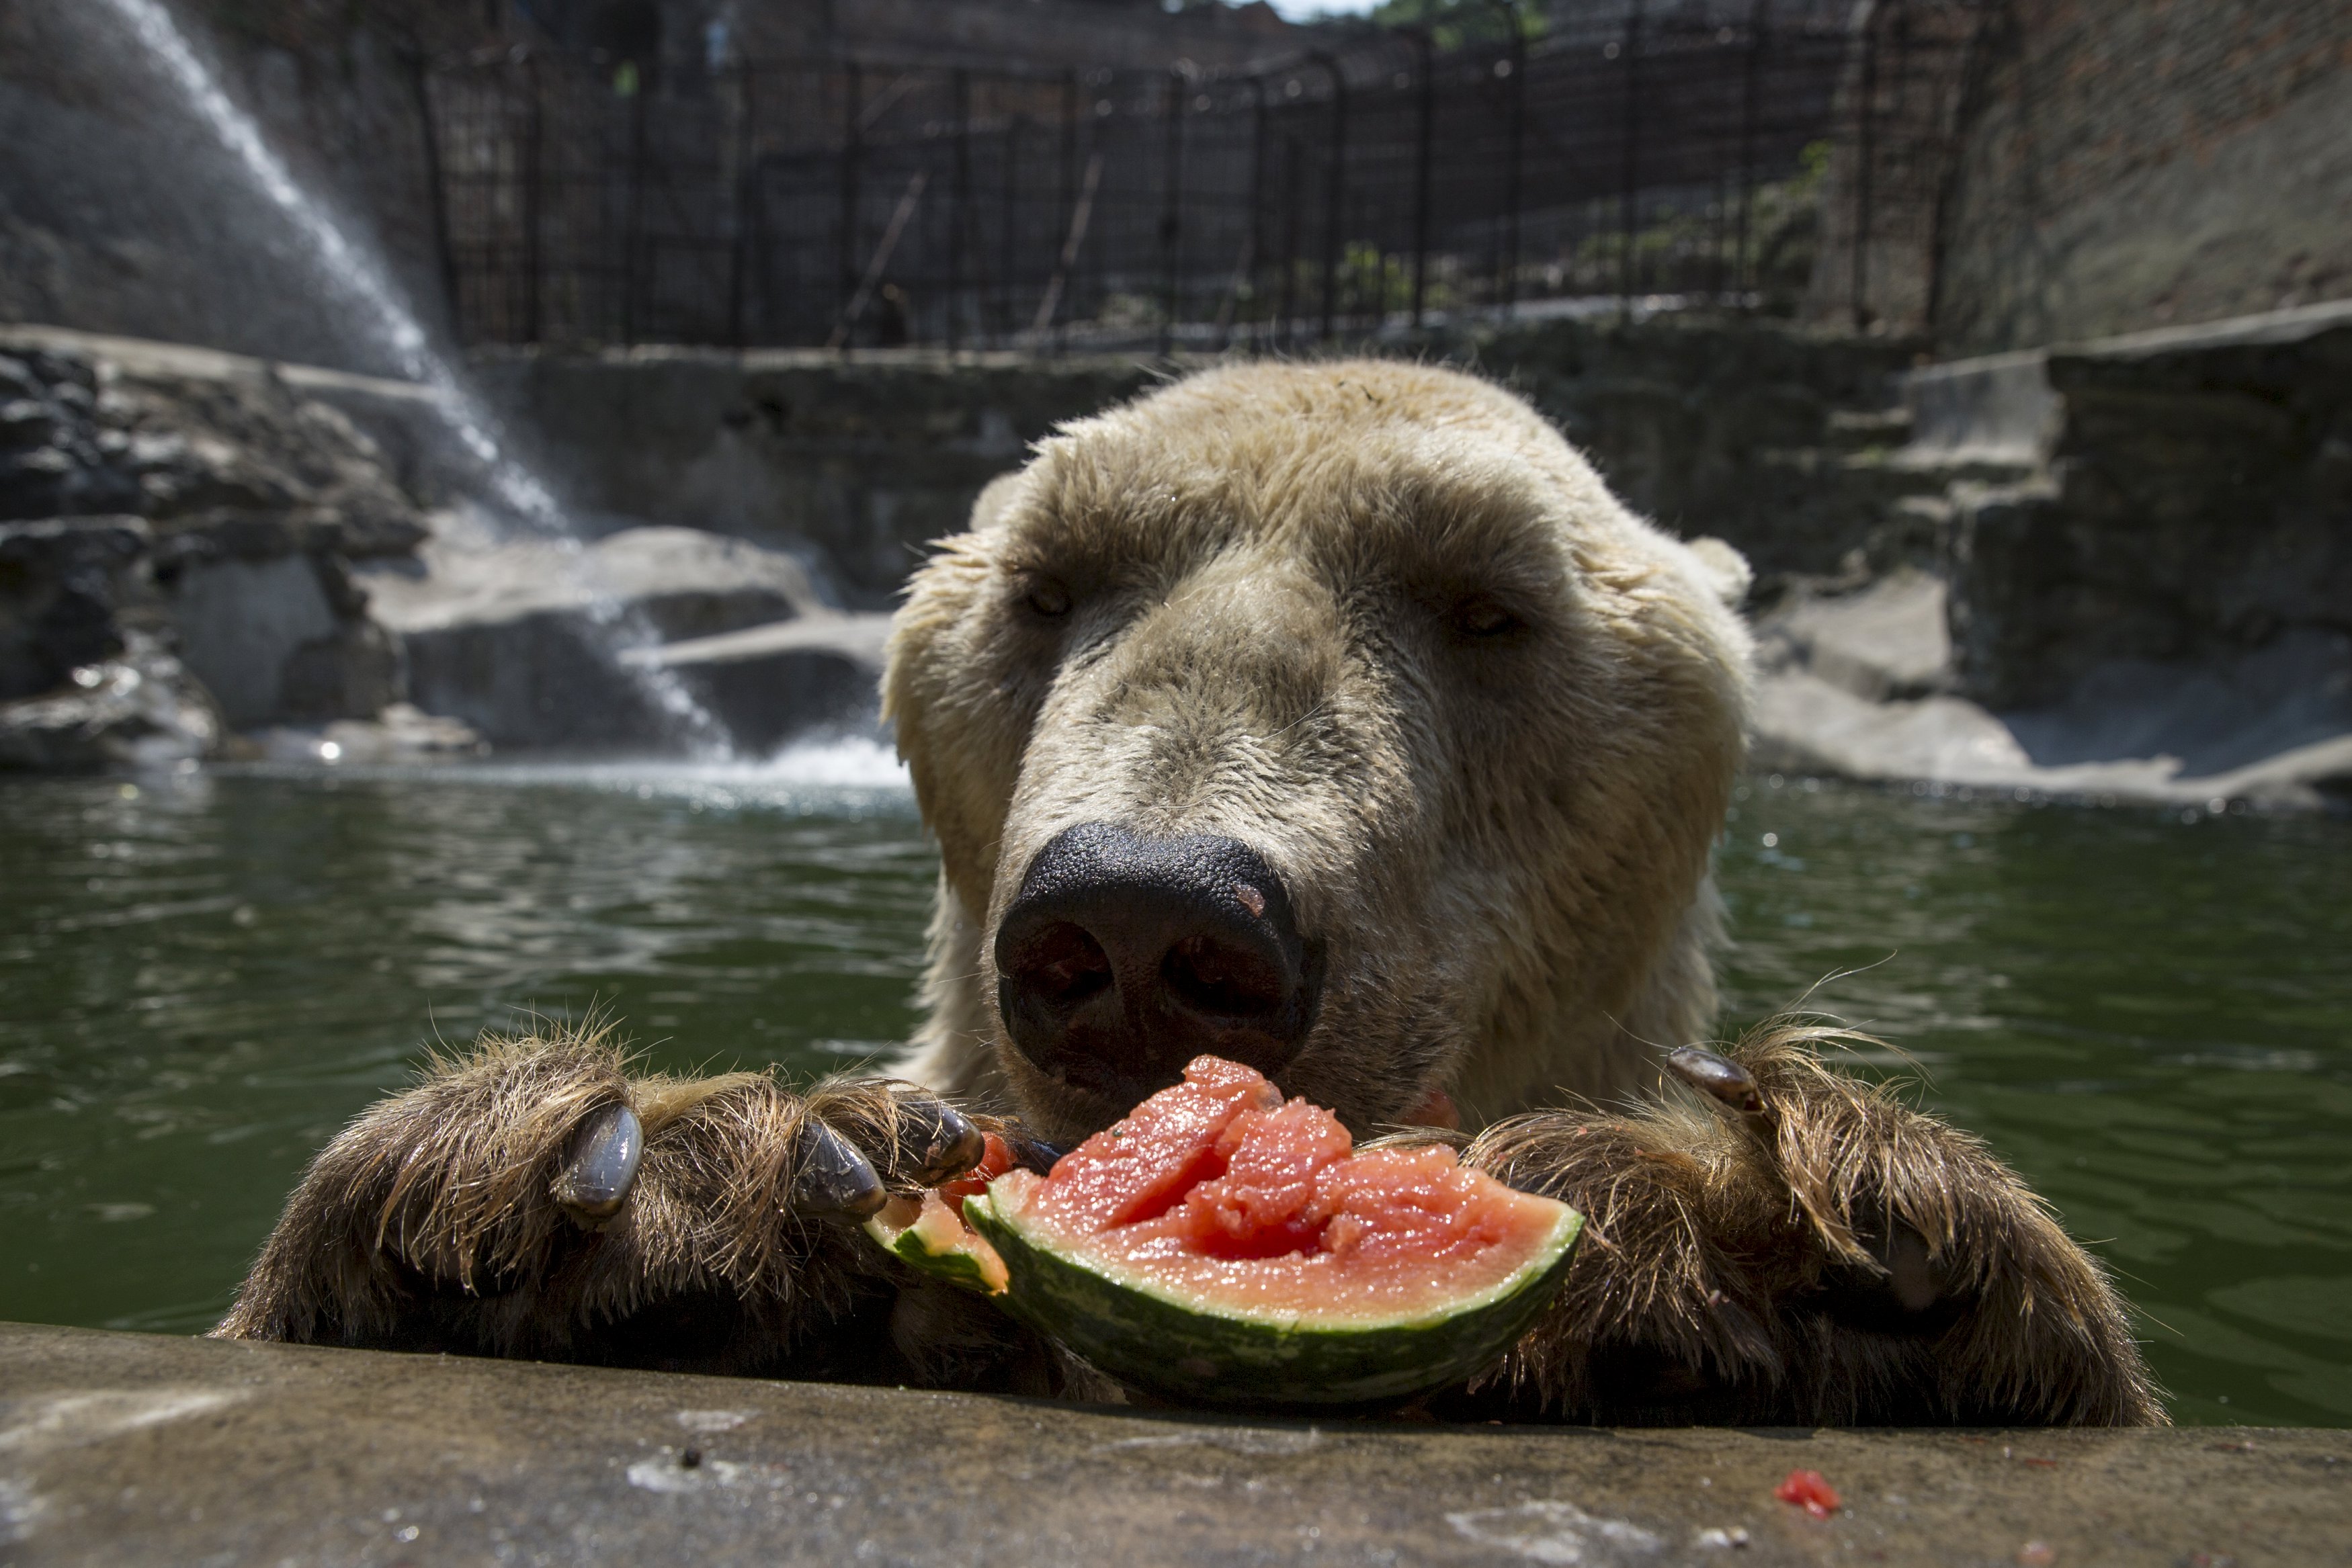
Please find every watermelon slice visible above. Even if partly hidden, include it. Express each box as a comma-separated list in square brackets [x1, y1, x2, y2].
[963, 1056, 1584, 1410]
[864, 1131, 1017, 1293]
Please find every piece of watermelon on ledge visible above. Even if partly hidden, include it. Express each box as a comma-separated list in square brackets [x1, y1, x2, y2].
[923, 1055, 1583, 1411]
[865, 1130, 1019, 1294]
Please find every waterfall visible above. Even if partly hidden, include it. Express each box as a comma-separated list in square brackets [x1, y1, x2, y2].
[86, 0, 737, 758]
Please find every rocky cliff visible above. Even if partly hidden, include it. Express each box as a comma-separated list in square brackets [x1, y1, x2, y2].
[0, 329, 422, 768]
[0, 326, 894, 769]
[11, 308, 2344, 808]
[1752, 300, 2352, 812]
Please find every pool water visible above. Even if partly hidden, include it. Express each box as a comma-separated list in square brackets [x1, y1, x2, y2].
[1, 764, 2345, 1426]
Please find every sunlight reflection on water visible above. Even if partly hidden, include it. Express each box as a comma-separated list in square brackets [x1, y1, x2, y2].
[1, 768, 2345, 1424]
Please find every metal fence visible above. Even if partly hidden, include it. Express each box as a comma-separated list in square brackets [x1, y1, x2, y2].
[420, 5, 1970, 352]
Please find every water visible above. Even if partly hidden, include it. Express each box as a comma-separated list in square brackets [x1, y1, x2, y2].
[84, 0, 732, 756]
[2, 767, 2345, 1426]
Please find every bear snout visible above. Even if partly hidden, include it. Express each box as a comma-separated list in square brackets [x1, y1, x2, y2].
[994, 822, 1325, 1106]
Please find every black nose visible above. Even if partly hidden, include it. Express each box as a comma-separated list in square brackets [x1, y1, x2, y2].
[995, 823, 1323, 1104]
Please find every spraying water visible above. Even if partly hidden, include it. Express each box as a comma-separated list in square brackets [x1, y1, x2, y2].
[87, 0, 735, 757]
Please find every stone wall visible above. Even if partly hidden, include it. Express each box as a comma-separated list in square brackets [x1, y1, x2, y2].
[10, 309, 2344, 798]
[1805, 0, 2352, 353]
[1477, 317, 1928, 583]
[12, 1322, 2346, 1568]
[472, 347, 1160, 608]
[0, 326, 430, 767]
[0, 0, 470, 378]
[1945, 300, 2352, 711]
[1745, 298, 2352, 811]
[480, 318, 1927, 609]
[1931, 0, 2352, 355]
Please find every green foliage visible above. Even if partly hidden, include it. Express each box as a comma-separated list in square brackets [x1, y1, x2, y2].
[1792, 138, 1833, 198]
[1509, 147, 1826, 310]
[1344, 242, 1411, 314]
[1364, 0, 1545, 52]
[1225, 248, 1454, 326]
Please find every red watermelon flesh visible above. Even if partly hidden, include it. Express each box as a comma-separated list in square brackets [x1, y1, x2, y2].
[989, 1056, 1569, 1325]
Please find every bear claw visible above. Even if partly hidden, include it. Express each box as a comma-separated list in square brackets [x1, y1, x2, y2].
[1665, 1045, 1767, 1117]
[793, 1119, 890, 1220]
[892, 1096, 989, 1187]
[555, 1102, 644, 1227]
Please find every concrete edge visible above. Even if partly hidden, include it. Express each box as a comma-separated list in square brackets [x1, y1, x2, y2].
[2, 1321, 2347, 1567]
[0, 322, 441, 404]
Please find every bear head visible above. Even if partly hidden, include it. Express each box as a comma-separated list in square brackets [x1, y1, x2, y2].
[885, 359, 1751, 1144]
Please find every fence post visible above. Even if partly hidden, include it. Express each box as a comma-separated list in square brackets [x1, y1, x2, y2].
[837, 62, 862, 343]
[1851, 7, 1878, 330]
[1000, 111, 1021, 345]
[1503, 7, 1526, 314]
[1406, 27, 1435, 330]
[726, 60, 755, 349]
[522, 54, 544, 345]
[1159, 67, 1188, 357]
[1736, 0, 1769, 296]
[405, 53, 463, 343]
[1057, 72, 1077, 351]
[829, 171, 928, 351]
[1032, 148, 1099, 345]
[1885, 0, 1912, 331]
[1228, 74, 1269, 349]
[1618, 0, 1644, 316]
[950, 70, 972, 351]
[1306, 52, 1347, 342]
[621, 67, 648, 345]
[1478, 0, 1525, 316]
[1277, 132, 1301, 345]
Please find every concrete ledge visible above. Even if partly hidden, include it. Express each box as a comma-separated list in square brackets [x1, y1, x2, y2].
[0, 323, 440, 406]
[1, 1323, 2345, 1565]
[1900, 348, 2056, 464]
[2052, 296, 2352, 363]
[632, 613, 894, 752]
[1896, 296, 2352, 465]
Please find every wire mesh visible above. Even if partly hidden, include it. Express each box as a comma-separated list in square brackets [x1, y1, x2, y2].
[421, 6, 1970, 351]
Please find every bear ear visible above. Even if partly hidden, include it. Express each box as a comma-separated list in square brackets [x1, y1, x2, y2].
[968, 470, 1027, 534]
[1683, 537, 1753, 609]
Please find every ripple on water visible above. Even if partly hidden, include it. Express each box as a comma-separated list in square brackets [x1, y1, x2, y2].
[1720, 777, 2352, 1424]
[2, 769, 2347, 1423]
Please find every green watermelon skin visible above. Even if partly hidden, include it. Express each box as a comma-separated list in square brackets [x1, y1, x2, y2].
[963, 1189, 1584, 1411]
[862, 1199, 1009, 1295]
[864, 1215, 1001, 1293]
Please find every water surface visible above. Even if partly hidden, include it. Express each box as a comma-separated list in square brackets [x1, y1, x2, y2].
[2, 764, 2345, 1426]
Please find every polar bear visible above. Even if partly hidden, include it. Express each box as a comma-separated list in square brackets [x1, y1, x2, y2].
[219, 361, 2160, 1425]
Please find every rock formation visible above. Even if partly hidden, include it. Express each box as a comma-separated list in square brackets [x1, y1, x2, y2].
[362, 521, 888, 752]
[0, 328, 898, 769]
[0, 331, 417, 768]
[1750, 300, 2352, 812]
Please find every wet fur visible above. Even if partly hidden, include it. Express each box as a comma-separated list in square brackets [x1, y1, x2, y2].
[1459, 1021, 2158, 1424]
[218, 1028, 1065, 1391]
[219, 1018, 2160, 1422]
[218, 361, 2163, 1424]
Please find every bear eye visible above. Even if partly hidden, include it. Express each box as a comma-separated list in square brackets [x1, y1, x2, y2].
[1453, 596, 1521, 639]
[1021, 572, 1073, 619]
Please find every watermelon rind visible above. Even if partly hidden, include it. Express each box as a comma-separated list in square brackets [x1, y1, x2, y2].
[963, 1186, 1584, 1411]
[863, 1198, 1009, 1295]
